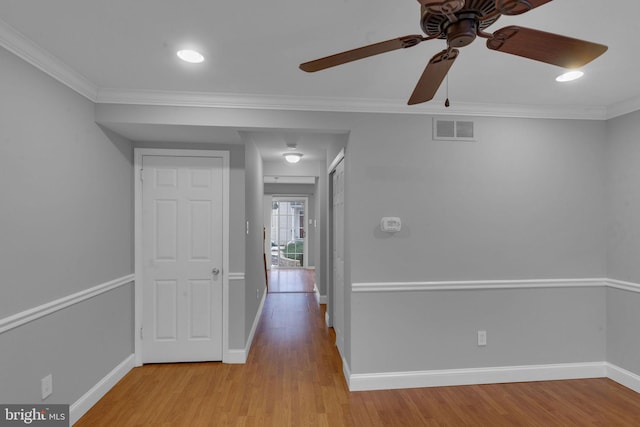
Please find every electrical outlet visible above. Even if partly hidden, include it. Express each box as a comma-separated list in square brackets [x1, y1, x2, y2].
[41, 374, 53, 400]
[478, 330, 487, 346]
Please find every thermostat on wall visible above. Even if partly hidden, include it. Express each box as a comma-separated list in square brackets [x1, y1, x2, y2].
[380, 217, 401, 233]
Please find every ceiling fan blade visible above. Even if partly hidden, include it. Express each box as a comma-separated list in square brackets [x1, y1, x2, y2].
[300, 35, 425, 72]
[408, 49, 459, 105]
[495, 0, 553, 16]
[487, 26, 608, 69]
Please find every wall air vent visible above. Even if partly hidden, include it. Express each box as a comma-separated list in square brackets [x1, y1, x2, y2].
[433, 118, 475, 141]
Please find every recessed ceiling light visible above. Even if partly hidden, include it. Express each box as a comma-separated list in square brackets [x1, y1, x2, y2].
[556, 70, 584, 82]
[177, 49, 204, 64]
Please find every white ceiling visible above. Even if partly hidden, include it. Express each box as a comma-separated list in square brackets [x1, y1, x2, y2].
[1, 0, 639, 151]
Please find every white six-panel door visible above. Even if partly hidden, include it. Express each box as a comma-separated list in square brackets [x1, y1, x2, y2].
[141, 155, 223, 363]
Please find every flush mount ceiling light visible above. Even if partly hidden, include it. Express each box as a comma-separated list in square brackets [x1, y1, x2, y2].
[283, 152, 303, 164]
[177, 49, 205, 64]
[556, 70, 584, 82]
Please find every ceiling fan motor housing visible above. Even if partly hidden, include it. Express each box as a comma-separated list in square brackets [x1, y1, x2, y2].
[445, 17, 478, 47]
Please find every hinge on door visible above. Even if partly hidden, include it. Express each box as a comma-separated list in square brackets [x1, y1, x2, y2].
[140, 326, 143, 340]
[140, 168, 144, 181]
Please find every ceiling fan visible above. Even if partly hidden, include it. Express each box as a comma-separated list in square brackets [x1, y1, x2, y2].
[299, 0, 608, 105]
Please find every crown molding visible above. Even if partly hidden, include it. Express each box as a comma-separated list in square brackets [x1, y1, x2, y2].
[606, 96, 640, 120]
[96, 87, 609, 120]
[0, 18, 98, 101]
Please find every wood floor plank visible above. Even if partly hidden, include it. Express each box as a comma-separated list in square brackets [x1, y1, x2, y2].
[76, 293, 640, 426]
[268, 268, 315, 293]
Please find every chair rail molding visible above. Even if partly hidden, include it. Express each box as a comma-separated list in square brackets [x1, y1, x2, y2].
[0, 274, 135, 334]
[352, 278, 608, 293]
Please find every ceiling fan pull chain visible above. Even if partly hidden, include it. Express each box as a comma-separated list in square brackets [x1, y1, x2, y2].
[445, 74, 450, 108]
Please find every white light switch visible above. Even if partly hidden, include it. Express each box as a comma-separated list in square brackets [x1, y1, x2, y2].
[478, 330, 487, 346]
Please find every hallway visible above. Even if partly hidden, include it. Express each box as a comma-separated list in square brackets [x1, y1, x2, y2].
[76, 293, 640, 426]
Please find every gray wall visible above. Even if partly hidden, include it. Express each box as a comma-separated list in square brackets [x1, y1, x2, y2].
[607, 288, 640, 375]
[0, 46, 134, 404]
[606, 110, 640, 283]
[352, 287, 606, 373]
[243, 138, 267, 343]
[348, 115, 607, 283]
[0, 285, 134, 404]
[346, 114, 607, 373]
[605, 110, 640, 376]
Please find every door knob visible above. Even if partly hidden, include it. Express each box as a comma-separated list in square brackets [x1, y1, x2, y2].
[212, 268, 220, 275]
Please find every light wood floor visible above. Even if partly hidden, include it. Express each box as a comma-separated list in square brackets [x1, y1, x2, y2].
[76, 293, 640, 426]
[267, 268, 315, 293]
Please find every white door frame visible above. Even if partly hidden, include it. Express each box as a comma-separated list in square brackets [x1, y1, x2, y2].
[134, 148, 230, 365]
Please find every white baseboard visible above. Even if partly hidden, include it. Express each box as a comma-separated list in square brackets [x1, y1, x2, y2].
[607, 363, 640, 393]
[348, 362, 608, 392]
[70, 354, 135, 425]
[342, 356, 352, 390]
[224, 289, 266, 364]
[312, 284, 328, 305]
[225, 349, 247, 364]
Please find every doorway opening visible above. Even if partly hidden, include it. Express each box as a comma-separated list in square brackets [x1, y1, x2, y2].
[270, 197, 307, 269]
[268, 197, 313, 293]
